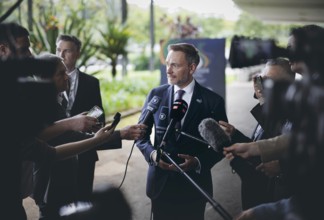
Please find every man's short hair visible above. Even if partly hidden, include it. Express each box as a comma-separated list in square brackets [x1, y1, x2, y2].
[168, 43, 200, 66]
[56, 34, 82, 51]
[266, 57, 296, 80]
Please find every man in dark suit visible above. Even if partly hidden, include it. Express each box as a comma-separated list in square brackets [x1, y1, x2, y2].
[56, 34, 147, 202]
[136, 43, 228, 220]
[56, 34, 106, 201]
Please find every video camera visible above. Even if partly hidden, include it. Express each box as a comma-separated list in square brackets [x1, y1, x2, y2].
[229, 35, 289, 68]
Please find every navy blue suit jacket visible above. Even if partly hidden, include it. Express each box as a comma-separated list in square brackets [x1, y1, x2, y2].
[136, 81, 228, 200]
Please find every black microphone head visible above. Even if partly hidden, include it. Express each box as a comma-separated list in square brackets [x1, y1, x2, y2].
[147, 96, 161, 113]
[198, 118, 231, 152]
[170, 99, 188, 121]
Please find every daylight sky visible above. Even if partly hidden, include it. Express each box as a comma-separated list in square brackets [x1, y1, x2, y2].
[127, 0, 242, 21]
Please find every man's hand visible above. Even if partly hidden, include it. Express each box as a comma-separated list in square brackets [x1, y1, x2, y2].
[120, 124, 147, 140]
[174, 154, 199, 172]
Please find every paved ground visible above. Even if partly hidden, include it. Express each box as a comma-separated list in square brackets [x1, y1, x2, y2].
[23, 81, 258, 220]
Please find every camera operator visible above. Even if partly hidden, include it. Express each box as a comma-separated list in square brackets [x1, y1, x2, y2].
[225, 24, 324, 220]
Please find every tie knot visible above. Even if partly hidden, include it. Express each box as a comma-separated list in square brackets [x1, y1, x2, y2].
[176, 90, 185, 100]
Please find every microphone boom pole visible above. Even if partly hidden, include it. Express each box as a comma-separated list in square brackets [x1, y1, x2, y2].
[158, 148, 232, 220]
[156, 100, 232, 219]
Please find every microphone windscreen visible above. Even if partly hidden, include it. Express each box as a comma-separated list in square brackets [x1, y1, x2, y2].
[198, 118, 231, 152]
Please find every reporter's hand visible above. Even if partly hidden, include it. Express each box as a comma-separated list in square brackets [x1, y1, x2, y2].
[94, 124, 114, 144]
[234, 208, 255, 220]
[223, 142, 260, 159]
[256, 160, 281, 177]
[120, 124, 147, 140]
[219, 120, 235, 137]
[68, 112, 98, 132]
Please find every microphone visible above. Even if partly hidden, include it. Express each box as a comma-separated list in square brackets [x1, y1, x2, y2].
[198, 118, 231, 152]
[139, 96, 161, 125]
[162, 99, 188, 142]
[156, 99, 188, 162]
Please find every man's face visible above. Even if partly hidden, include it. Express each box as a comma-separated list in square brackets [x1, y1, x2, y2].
[56, 40, 80, 72]
[0, 36, 32, 58]
[53, 61, 69, 93]
[165, 50, 196, 88]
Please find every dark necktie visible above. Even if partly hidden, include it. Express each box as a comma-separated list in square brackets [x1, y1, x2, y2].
[174, 90, 185, 132]
[61, 94, 68, 111]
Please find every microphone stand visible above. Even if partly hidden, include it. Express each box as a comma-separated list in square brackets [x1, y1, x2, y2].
[156, 131, 232, 220]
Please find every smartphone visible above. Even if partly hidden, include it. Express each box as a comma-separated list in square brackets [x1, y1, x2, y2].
[87, 105, 104, 119]
[254, 75, 263, 91]
[111, 112, 121, 128]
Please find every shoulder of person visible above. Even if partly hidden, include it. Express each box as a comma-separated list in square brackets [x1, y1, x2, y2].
[196, 82, 224, 101]
[150, 84, 171, 94]
[78, 70, 99, 82]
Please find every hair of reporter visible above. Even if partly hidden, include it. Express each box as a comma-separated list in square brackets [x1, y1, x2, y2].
[0, 22, 29, 54]
[289, 24, 324, 81]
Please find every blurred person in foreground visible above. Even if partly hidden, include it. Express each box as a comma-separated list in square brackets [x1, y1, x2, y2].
[225, 24, 324, 220]
[220, 58, 295, 210]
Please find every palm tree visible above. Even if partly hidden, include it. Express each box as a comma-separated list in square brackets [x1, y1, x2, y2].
[97, 21, 130, 78]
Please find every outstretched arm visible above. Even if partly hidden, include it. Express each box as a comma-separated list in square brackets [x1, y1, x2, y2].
[38, 112, 98, 141]
[55, 124, 114, 160]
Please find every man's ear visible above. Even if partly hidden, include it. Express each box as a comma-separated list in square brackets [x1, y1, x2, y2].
[189, 63, 197, 75]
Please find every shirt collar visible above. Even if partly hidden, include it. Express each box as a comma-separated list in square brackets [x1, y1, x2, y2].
[67, 68, 78, 81]
[174, 79, 195, 96]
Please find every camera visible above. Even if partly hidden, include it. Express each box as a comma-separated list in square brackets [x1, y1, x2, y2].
[229, 35, 289, 68]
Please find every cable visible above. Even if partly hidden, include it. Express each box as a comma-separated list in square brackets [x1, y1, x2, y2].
[118, 141, 136, 189]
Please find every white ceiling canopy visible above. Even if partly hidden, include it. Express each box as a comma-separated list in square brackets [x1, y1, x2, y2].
[232, 0, 324, 23]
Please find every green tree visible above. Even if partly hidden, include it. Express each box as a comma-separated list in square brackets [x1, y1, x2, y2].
[96, 21, 130, 78]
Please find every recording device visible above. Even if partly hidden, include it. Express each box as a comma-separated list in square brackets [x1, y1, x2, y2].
[87, 106, 104, 119]
[156, 99, 188, 162]
[171, 99, 188, 120]
[229, 35, 289, 68]
[254, 75, 263, 91]
[162, 98, 188, 142]
[111, 112, 121, 128]
[139, 96, 161, 125]
[198, 118, 231, 152]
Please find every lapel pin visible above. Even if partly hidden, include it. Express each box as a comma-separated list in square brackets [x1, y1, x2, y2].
[196, 99, 202, 103]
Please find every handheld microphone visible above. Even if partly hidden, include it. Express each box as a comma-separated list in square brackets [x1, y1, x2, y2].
[139, 96, 161, 125]
[156, 99, 188, 162]
[198, 118, 231, 152]
[162, 99, 188, 142]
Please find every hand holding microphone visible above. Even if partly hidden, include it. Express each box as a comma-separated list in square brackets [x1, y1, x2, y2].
[198, 118, 232, 153]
